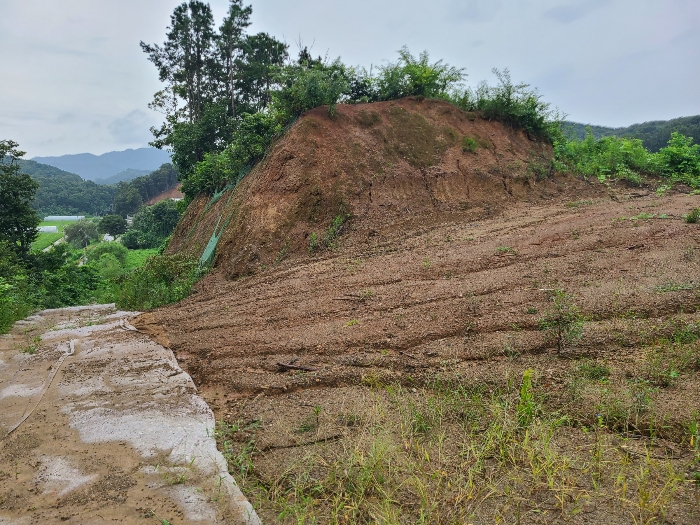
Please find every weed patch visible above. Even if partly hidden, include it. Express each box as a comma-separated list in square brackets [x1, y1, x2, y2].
[116, 254, 201, 310]
[216, 377, 695, 524]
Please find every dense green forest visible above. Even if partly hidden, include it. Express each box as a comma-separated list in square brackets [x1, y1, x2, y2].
[18, 159, 116, 216]
[563, 115, 700, 152]
[16, 159, 179, 217]
[96, 168, 151, 185]
[113, 163, 179, 216]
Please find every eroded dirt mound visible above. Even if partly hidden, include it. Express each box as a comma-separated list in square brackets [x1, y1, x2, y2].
[144, 183, 184, 205]
[169, 97, 582, 278]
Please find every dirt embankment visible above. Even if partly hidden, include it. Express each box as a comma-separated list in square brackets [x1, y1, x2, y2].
[144, 183, 184, 205]
[137, 97, 700, 523]
[142, 187, 700, 523]
[168, 97, 575, 277]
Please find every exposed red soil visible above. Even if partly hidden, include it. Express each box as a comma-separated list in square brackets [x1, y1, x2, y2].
[144, 183, 184, 205]
[168, 97, 562, 277]
[141, 189, 700, 412]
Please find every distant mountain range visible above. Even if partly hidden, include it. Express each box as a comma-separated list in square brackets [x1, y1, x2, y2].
[32, 147, 171, 181]
[563, 115, 700, 152]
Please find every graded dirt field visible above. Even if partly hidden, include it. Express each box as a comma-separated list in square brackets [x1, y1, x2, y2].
[139, 185, 700, 523]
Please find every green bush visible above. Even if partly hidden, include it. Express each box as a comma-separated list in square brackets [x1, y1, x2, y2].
[376, 47, 464, 100]
[116, 254, 201, 310]
[655, 132, 700, 185]
[0, 276, 31, 333]
[85, 242, 129, 265]
[39, 264, 101, 309]
[121, 200, 181, 249]
[273, 59, 350, 120]
[686, 207, 700, 224]
[462, 137, 479, 153]
[64, 220, 100, 248]
[554, 132, 652, 182]
[555, 130, 700, 187]
[539, 289, 585, 354]
[454, 69, 562, 143]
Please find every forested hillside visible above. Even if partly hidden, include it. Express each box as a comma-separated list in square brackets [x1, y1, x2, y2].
[17, 160, 179, 217]
[564, 115, 700, 151]
[18, 159, 116, 216]
[113, 163, 179, 216]
[96, 168, 151, 185]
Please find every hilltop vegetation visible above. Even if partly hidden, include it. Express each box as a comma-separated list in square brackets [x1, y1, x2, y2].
[141, 1, 562, 202]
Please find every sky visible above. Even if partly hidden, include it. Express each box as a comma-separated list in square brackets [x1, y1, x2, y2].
[1, 0, 698, 157]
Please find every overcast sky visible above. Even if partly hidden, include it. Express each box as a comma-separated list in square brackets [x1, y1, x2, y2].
[1, 0, 698, 157]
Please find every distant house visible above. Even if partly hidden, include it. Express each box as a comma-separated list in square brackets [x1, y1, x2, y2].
[37, 226, 59, 233]
[44, 215, 85, 221]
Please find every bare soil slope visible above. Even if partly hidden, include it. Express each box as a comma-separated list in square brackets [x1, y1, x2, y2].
[144, 183, 184, 205]
[141, 187, 700, 523]
[168, 97, 575, 277]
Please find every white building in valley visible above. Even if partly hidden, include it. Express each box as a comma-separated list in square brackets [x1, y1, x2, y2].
[43, 215, 85, 221]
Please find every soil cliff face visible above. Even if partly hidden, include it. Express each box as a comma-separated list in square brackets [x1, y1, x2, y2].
[168, 97, 568, 277]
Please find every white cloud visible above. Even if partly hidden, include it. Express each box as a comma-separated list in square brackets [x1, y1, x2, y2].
[0, 0, 698, 156]
[108, 110, 153, 144]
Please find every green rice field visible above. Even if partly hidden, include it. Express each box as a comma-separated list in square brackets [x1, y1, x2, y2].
[124, 248, 159, 270]
[31, 221, 70, 252]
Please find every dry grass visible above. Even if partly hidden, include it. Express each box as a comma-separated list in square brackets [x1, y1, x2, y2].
[215, 358, 700, 524]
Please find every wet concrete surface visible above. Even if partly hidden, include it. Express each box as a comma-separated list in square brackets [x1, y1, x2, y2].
[0, 305, 259, 524]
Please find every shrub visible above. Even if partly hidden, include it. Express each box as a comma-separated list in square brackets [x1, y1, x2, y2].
[555, 130, 700, 187]
[85, 242, 129, 265]
[554, 132, 653, 182]
[273, 59, 350, 120]
[539, 289, 585, 354]
[686, 207, 700, 223]
[121, 200, 181, 249]
[0, 275, 31, 334]
[462, 137, 479, 153]
[454, 68, 562, 143]
[376, 47, 465, 100]
[39, 264, 101, 309]
[116, 254, 200, 310]
[64, 220, 100, 248]
[92, 253, 125, 282]
[654, 132, 700, 186]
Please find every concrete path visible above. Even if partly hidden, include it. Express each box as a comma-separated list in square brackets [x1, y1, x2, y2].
[0, 305, 260, 524]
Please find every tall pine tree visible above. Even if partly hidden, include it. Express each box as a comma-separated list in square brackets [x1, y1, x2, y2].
[0, 140, 39, 258]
